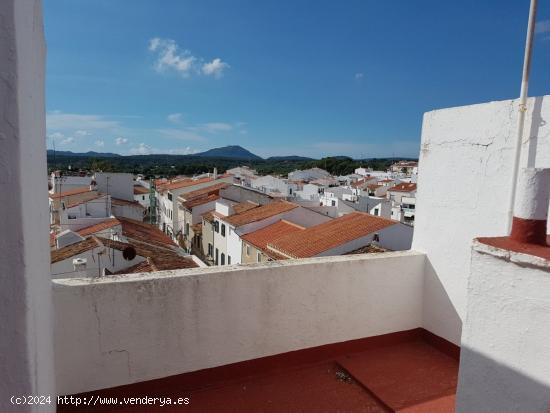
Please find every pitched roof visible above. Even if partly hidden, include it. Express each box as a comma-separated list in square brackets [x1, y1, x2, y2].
[51, 237, 101, 263]
[202, 210, 215, 223]
[388, 183, 417, 192]
[64, 194, 104, 209]
[241, 220, 305, 258]
[233, 200, 260, 214]
[178, 182, 230, 201]
[268, 212, 396, 258]
[49, 186, 93, 199]
[133, 185, 149, 195]
[158, 177, 214, 192]
[118, 217, 175, 247]
[77, 218, 121, 237]
[223, 201, 298, 227]
[111, 197, 144, 207]
[182, 193, 220, 209]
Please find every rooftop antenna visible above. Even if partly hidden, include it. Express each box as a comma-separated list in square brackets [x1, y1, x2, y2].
[507, 0, 537, 233]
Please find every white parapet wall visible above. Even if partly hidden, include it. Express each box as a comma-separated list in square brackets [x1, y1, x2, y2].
[457, 243, 550, 412]
[53, 251, 425, 395]
[413, 96, 550, 345]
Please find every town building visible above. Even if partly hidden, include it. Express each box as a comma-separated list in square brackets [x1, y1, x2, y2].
[267, 212, 413, 258]
[387, 182, 417, 225]
[155, 175, 234, 240]
[3, 5, 550, 412]
[241, 220, 305, 263]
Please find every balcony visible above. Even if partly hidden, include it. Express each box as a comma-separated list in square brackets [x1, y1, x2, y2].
[54, 251, 460, 412]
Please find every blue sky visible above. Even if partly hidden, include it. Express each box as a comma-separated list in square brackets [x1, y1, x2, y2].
[44, 0, 550, 159]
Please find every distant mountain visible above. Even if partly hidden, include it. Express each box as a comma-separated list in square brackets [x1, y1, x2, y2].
[47, 150, 121, 158]
[266, 155, 315, 161]
[194, 145, 262, 160]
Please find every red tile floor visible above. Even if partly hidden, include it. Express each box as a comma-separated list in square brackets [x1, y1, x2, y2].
[58, 328, 459, 413]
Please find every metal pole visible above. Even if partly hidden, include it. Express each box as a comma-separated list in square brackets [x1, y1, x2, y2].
[506, 0, 537, 234]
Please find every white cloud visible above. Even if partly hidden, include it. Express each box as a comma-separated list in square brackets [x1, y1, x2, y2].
[95, 140, 105, 147]
[148, 37, 229, 78]
[199, 122, 233, 133]
[129, 143, 153, 155]
[46, 111, 120, 130]
[167, 113, 183, 124]
[201, 58, 230, 78]
[60, 137, 75, 145]
[168, 147, 196, 155]
[536, 19, 550, 34]
[75, 130, 92, 137]
[355, 72, 364, 80]
[115, 137, 129, 145]
[48, 132, 65, 140]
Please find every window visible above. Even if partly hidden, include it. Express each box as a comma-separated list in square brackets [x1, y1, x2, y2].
[257, 252, 261, 262]
[331, 200, 336, 206]
[208, 243, 213, 257]
[221, 253, 225, 265]
[374, 208, 379, 216]
[185, 223, 189, 236]
[228, 255, 231, 265]
[246, 245, 250, 256]
[221, 224, 226, 237]
[214, 221, 219, 233]
[167, 192, 173, 201]
[215, 248, 219, 265]
[142, 195, 145, 200]
[373, 233, 380, 242]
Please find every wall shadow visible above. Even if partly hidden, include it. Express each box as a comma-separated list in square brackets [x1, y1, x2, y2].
[422, 257, 463, 346]
[457, 346, 550, 412]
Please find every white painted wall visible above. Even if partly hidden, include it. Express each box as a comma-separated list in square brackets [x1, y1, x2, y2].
[53, 251, 425, 395]
[413, 96, 550, 345]
[111, 203, 144, 221]
[94, 173, 134, 201]
[0, 1, 55, 410]
[456, 244, 550, 412]
[51, 249, 144, 279]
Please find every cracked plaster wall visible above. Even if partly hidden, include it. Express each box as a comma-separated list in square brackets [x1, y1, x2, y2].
[413, 96, 550, 345]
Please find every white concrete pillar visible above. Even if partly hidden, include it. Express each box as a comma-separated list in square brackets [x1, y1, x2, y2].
[511, 168, 550, 245]
[0, 1, 55, 411]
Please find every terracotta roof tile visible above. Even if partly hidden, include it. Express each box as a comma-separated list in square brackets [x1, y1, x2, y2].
[133, 185, 149, 195]
[233, 201, 260, 214]
[65, 194, 104, 209]
[268, 212, 396, 258]
[178, 182, 230, 201]
[77, 218, 121, 237]
[51, 237, 101, 263]
[223, 201, 298, 227]
[388, 183, 417, 192]
[182, 193, 221, 209]
[118, 217, 175, 247]
[111, 197, 144, 207]
[158, 177, 214, 192]
[242, 220, 305, 259]
[49, 186, 93, 199]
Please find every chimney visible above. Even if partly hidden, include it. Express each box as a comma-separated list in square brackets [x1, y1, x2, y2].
[72, 257, 87, 277]
[213, 167, 218, 180]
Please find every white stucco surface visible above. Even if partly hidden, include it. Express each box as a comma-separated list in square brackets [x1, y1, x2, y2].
[53, 251, 425, 395]
[457, 244, 550, 412]
[413, 96, 550, 345]
[0, 1, 55, 410]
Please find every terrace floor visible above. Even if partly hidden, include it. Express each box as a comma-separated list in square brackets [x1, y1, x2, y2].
[58, 329, 459, 413]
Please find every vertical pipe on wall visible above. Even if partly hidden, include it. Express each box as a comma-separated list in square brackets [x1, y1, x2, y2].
[507, 0, 538, 234]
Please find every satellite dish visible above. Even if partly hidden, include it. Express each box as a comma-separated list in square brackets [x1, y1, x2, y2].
[122, 246, 137, 261]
